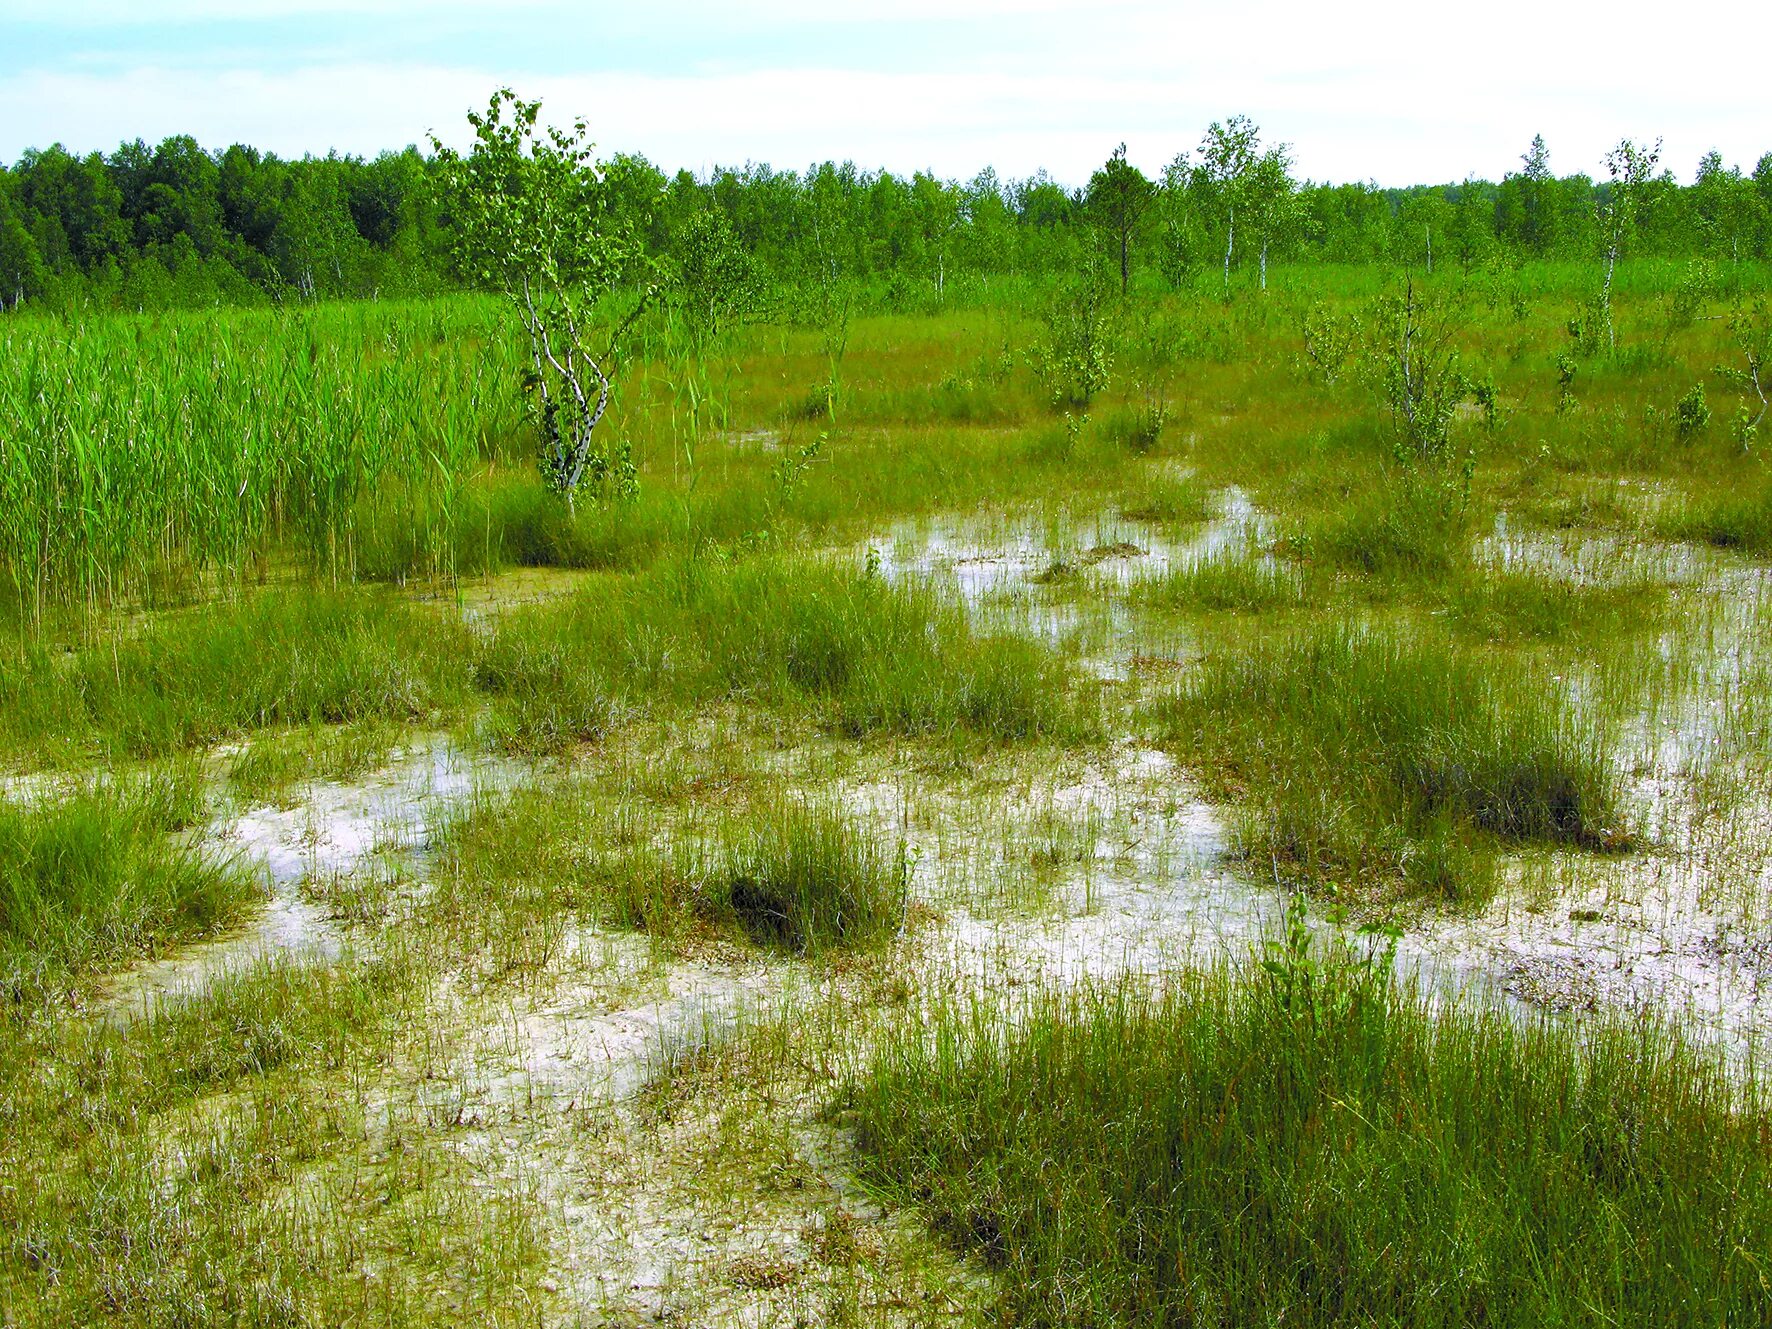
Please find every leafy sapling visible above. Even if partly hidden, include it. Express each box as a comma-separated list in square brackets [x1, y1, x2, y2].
[1674, 384, 1711, 440]
[432, 89, 653, 510]
[1595, 137, 1662, 353]
[1714, 297, 1769, 447]
[1367, 277, 1470, 466]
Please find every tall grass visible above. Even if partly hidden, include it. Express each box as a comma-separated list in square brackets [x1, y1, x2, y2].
[0, 299, 522, 615]
[1291, 475, 1474, 580]
[0, 588, 473, 761]
[702, 800, 905, 952]
[478, 555, 1085, 752]
[852, 926, 1772, 1327]
[1660, 475, 1772, 554]
[1134, 548, 1305, 613]
[1155, 625, 1623, 897]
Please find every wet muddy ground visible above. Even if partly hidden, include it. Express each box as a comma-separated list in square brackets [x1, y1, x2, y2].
[53, 493, 1772, 1320]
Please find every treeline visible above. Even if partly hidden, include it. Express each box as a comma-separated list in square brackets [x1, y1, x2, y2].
[3, 125, 1771, 312]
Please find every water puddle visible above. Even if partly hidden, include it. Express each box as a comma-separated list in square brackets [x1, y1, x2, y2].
[858, 489, 1269, 678]
[867, 487, 1266, 604]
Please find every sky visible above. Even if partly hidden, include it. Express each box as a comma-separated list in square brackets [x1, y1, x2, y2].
[2, 0, 1767, 188]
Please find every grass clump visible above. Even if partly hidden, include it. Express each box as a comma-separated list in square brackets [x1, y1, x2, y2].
[435, 786, 903, 958]
[703, 800, 905, 952]
[1135, 548, 1304, 613]
[480, 556, 1087, 750]
[1445, 564, 1667, 643]
[1119, 471, 1211, 526]
[1660, 477, 1772, 554]
[852, 921, 1772, 1328]
[0, 589, 471, 762]
[0, 782, 258, 1002]
[1155, 625, 1623, 898]
[1292, 476, 1472, 580]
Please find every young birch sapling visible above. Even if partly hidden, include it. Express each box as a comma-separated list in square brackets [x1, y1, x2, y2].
[432, 89, 653, 510]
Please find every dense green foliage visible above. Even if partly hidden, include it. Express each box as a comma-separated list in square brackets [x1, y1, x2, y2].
[3, 124, 1770, 312]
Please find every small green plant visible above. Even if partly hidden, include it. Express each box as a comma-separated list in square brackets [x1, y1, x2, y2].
[1470, 372, 1503, 432]
[1660, 257, 1717, 337]
[1715, 297, 1769, 442]
[1555, 350, 1579, 414]
[1119, 380, 1170, 452]
[1674, 383, 1711, 440]
[1366, 278, 1470, 466]
[769, 434, 824, 511]
[1730, 403, 1760, 452]
[1300, 300, 1360, 385]
[1033, 265, 1115, 409]
[1566, 298, 1605, 358]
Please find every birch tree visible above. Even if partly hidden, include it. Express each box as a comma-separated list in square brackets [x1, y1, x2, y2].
[1244, 145, 1304, 292]
[1198, 115, 1261, 298]
[432, 89, 652, 508]
[1595, 137, 1662, 351]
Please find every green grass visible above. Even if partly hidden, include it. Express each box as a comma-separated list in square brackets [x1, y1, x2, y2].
[0, 588, 471, 763]
[1135, 548, 1305, 613]
[3, 264, 1768, 1320]
[0, 949, 550, 1327]
[0, 779, 259, 1002]
[478, 554, 1088, 752]
[1117, 470, 1211, 527]
[1660, 475, 1772, 554]
[225, 720, 403, 806]
[1289, 475, 1475, 581]
[1444, 563, 1668, 643]
[435, 783, 903, 958]
[1155, 625, 1624, 898]
[0, 551, 1086, 766]
[701, 800, 905, 952]
[851, 924, 1772, 1328]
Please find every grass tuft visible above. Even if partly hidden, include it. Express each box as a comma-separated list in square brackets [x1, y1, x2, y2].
[703, 801, 905, 952]
[0, 783, 258, 1002]
[1135, 548, 1304, 613]
[852, 926, 1772, 1328]
[1293, 477, 1472, 580]
[1155, 625, 1623, 898]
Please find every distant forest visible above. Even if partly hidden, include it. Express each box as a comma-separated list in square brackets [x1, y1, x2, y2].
[3, 129, 1770, 312]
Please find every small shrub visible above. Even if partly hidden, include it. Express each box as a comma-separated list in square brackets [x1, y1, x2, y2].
[1032, 270, 1115, 409]
[1674, 383, 1711, 440]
